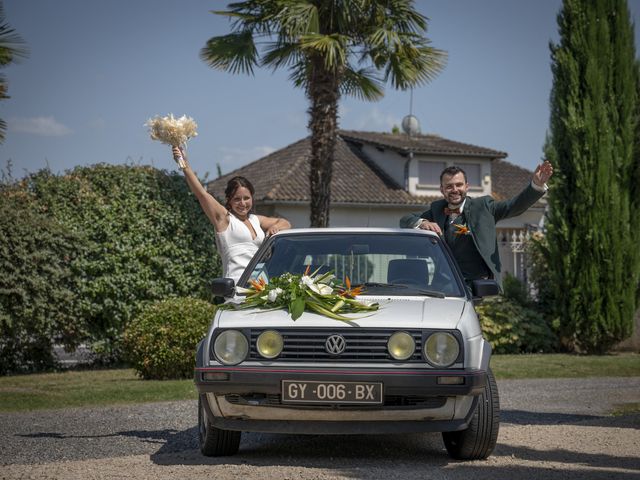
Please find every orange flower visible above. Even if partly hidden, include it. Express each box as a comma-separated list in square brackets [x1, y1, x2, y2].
[453, 224, 470, 236]
[338, 276, 364, 298]
[249, 277, 267, 291]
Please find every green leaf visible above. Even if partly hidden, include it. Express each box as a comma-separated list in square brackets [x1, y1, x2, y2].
[290, 296, 305, 320]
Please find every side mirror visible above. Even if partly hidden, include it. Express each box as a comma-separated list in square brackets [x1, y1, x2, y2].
[471, 279, 500, 298]
[212, 278, 236, 298]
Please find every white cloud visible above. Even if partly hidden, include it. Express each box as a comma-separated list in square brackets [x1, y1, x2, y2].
[89, 117, 106, 129]
[9, 116, 73, 136]
[217, 145, 276, 172]
[352, 107, 401, 132]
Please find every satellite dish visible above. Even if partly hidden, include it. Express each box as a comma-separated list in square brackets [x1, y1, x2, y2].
[401, 115, 421, 136]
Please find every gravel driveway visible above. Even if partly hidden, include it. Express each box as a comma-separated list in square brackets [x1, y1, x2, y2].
[1, 377, 639, 479]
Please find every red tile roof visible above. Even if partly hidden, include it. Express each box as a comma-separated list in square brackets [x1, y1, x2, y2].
[339, 130, 508, 158]
[206, 131, 533, 207]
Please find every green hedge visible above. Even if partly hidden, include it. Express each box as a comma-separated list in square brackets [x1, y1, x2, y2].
[27, 165, 220, 362]
[0, 188, 85, 373]
[1, 164, 221, 371]
[123, 297, 215, 379]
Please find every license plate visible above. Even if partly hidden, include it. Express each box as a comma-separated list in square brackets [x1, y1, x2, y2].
[281, 380, 383, 404]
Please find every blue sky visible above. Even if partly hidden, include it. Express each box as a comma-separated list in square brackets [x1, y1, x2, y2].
[3, 0, 640, 179]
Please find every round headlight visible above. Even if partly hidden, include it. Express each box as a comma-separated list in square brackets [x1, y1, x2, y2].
[256, 330, 283, 359]
[387, 331, 416, 361]
[213, 330, 249, 365]
[423, 332, 460, 367]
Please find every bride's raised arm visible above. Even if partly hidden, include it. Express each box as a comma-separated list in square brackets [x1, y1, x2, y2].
[172, 146, 228, 232]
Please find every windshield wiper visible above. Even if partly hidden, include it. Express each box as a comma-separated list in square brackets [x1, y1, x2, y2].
[362, 282, 407, 289]
[362, 283, 446, 298]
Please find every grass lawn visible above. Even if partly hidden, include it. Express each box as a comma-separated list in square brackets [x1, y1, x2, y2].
[490, 352, 640, 379]
[0, 353, 638, 413]
[0, 369, 197, 412]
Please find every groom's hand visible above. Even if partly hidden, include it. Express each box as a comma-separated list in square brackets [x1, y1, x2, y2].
[418, 220, 442, 235]
[533, 160, 553, 187]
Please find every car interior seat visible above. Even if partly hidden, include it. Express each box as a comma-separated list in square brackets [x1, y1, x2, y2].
[387, 259, 429, 288]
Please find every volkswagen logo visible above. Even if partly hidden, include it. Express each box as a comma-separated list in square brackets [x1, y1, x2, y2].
[325, 334, 346, 356]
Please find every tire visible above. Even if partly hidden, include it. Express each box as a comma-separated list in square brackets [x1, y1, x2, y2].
[198, 396, 241, 456]
[442, 367, 500, 460]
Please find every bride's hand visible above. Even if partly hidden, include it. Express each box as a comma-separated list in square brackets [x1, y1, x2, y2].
[266, 225, 280, 236]
[172, 145, 186, 161]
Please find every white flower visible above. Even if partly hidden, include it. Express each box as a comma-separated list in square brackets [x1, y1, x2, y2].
[267, 287, 283, 302]
[316, 284, 333, 295]
[301, 276, 333, 295]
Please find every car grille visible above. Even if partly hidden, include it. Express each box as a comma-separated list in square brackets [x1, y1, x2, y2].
[224, 393, 447, 410]
[249, 328, 423, 363]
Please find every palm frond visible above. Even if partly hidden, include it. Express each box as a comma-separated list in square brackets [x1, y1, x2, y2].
[0, 2, 29, 67]
[379, 0, 427, 33]
[275, 1, 319, 35]
[299, 33, 347, 70]
[287, 60, 310, 90]
[384, 42, 447, 89]
[339, 67, 384, 101]
[262, 41, 303, 70]
[200, 30, 258, 75]
[0, 73, 7, 99]
[212, 2, 278, 35]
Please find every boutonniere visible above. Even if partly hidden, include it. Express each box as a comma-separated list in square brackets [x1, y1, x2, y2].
[453, 224, 470, 236]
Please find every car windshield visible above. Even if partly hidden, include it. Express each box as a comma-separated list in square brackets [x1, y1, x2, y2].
[244, 232, 464, 297]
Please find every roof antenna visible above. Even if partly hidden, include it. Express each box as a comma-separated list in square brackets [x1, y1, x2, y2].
[401, 88, 420, 191]
[401, 88, 421, 137]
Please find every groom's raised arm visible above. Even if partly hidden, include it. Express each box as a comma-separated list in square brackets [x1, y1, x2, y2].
[400, 210, 432, 229]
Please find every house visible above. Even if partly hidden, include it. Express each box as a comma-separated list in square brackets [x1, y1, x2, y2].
[206, 130, 546, 284]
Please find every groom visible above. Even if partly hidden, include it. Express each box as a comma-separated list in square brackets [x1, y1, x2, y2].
[399, 161, 553, 290]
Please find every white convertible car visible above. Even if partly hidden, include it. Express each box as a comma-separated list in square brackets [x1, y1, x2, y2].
[195, 228, 500, 460]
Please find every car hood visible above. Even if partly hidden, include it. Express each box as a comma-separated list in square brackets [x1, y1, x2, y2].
[216, 296, 467, 330]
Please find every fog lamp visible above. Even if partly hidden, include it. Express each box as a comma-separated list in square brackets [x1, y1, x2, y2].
[387, 331, 416, 361]
[256, 330, 284, 359]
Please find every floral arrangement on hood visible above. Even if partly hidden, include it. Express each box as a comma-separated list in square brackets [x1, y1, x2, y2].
[224, 267, 379, 321]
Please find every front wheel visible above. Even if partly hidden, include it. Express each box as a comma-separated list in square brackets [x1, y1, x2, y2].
[442, 367, 500, 460]
[198, 396, 241, 456]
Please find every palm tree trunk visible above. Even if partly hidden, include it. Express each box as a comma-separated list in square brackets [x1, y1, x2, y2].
[307, 56, 340, 228]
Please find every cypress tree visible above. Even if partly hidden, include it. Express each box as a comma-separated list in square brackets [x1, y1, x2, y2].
[545, 0, 640, 353]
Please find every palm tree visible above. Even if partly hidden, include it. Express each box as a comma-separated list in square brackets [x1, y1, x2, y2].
[201, 0, 446, 227]
[0, 0, 28, 143]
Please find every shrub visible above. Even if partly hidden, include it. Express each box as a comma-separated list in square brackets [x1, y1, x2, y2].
[502, 273, 531, 307]
[526, 233, 556, 322]
[123, 297, 215, 379]
[23, 164, 221, 362]
[0, 187, 85, 374]
[476, 296, 558, 354]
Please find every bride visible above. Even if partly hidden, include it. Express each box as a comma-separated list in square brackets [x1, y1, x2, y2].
[172, 146, 291, 283]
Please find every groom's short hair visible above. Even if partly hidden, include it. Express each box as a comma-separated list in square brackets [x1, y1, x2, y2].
[440, 166, 467, 184]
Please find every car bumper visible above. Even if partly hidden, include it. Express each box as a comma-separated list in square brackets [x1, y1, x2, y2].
[195, 365, 486, 434]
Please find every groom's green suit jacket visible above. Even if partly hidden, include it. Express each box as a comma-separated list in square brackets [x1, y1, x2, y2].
[399, 184, 544, 288]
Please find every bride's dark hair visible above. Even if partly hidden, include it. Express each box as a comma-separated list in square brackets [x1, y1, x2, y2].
[225, 176, 255, 210]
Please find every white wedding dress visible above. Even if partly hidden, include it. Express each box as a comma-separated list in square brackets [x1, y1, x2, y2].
[215, 213, 265, 284]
